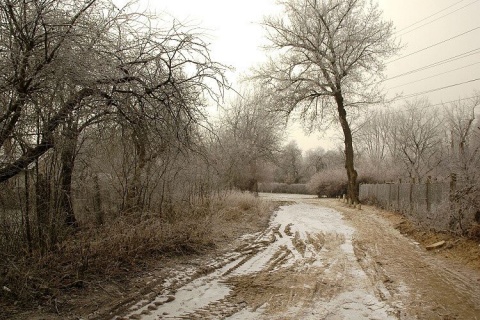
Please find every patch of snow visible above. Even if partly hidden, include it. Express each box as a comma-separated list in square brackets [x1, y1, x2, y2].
[274, 203, 354, 237]
[128, 271, 233, 319]
[128, 299, 149, 311]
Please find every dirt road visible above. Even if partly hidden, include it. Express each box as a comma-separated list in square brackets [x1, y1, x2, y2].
[114, 194, 480, 320]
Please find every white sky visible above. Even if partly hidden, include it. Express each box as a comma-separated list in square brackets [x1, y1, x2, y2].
[124, 0, 480, 152]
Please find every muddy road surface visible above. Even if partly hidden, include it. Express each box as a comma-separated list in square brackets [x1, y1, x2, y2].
[113, 194, 480, 320]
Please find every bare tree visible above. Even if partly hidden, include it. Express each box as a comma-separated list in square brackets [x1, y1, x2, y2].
[303, 147, 326, 178]
[444, 96, 480, 174]
[439, 97, 480, 232]
[216, 89, 284, 192]
[0, 0, 228, 254]
[276, 140, 304, 184]
[390, 100, 444, 182]
[356, 110, 393, 164]
[0, 0, 227, 229]
[255, 0, 398, 203]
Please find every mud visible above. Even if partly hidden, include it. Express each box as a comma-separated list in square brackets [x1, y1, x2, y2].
[108, 194, 480, 319]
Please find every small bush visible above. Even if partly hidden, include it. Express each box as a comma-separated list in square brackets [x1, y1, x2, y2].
[307, 169, 348, 198]
[306, 166, 385, 199]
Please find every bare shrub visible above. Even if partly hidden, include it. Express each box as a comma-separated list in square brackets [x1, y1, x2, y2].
[307, 169, 348, 198]
[356, 161, 402, 184]
[448, 184, 480, 235]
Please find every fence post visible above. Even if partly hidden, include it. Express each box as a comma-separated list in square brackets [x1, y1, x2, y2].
[409, 177, 415, 213]
[397, 179, 401, 211]
[426, 176, 431, 212]
[387, 183, 390, 209]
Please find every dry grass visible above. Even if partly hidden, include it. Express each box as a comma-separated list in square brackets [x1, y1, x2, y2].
[0, 191, 273, 318]
[207, 191, 273, 240]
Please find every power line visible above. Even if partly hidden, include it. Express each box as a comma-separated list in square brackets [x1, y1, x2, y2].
[363, 95, 480, 122]
[428, 95, 480, 108]
[384, 47, 480, 81]
[387, 61, 480, 90]
[397, 0, 480, 37]
[390, 78, 480, 102]
[395, 0, 466, 34]
[388, 26, 480, 64]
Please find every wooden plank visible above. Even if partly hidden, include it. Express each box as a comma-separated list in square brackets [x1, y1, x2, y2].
[426, 240, 446, 250]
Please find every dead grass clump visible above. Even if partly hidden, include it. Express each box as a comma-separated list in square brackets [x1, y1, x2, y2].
[226, 192, 260, 211]
[208, 192, 272, 238]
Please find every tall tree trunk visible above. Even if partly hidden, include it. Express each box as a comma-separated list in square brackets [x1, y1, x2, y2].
[335, 92, 359, 204]
[59, 119, 78, 227]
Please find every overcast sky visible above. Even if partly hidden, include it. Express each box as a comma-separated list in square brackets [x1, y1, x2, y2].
[124, 0, 480, 151]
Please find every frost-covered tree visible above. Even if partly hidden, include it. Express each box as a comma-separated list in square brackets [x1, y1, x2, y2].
[0, 0, 227, 240]
[356, 110, 394, 164]
[0, 0, 226, 185]
[444, 96, 480, 175]
[443, 97, 480, 230]
[392, 100, 445, 182]
[256, 0, 399, 203]
[303, 147, 326, 178]
[276, 140, 304, 184]
[216, 90, 284, 192]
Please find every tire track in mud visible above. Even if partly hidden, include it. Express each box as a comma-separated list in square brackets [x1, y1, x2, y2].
[114, 223, 286, 319]
[114, 201, 400, 320]
[329, 200, 480, 320]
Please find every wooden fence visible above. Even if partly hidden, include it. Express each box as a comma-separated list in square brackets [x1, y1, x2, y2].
[359, 177, 458, 232]
[359, 178, 452, 213]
